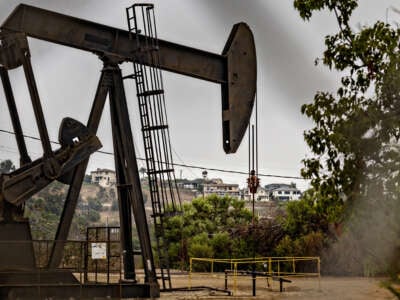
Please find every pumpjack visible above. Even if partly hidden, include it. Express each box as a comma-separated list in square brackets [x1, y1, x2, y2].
[0, 3, 256, 299]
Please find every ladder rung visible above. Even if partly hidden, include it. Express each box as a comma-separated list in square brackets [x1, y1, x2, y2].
[138, 89, 164, 97]
[122, 74, 136, 80]
[147, 169, 174, 175]
[142, 125, 168, 132]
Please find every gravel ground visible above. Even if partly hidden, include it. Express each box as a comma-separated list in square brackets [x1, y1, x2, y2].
[159, 273, 396, 300]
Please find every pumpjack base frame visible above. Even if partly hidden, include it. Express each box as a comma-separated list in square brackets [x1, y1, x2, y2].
[0, 282, 156, 299]
[0, 220, 159, 299]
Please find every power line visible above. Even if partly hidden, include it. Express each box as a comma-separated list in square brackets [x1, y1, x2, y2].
[0, 128, 306, 180]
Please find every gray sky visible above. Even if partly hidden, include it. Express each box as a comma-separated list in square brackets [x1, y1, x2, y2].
[0, 0, 397, 190]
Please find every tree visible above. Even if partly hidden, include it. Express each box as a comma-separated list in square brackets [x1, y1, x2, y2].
[294, 0, 400, 274]
[139, 167, 147, 179]
[0, 159, 15, 173]
[163, 195, 253, 269]
[83, 174, 92, 183]
[294, 0, 400, 215]
[88, 197, 102, 211]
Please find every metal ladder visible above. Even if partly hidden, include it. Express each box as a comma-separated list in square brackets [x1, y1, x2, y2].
[125, 3, 181, 290]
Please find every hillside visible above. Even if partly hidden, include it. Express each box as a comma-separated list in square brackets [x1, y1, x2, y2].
[26, 178, 196, 240]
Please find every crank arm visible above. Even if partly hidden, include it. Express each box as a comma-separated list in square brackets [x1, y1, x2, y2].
[1, 118, 101, 206]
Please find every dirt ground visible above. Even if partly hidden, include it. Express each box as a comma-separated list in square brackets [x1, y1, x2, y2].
[159, 273, 396, 300]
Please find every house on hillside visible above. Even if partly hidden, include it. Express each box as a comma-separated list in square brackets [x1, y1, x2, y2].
[264, 183, 302, 201]
[242, 186, 269, 201]
[90, 168, 116, 188]
[203, 182, 240, 199]
[177, 180, 199, 192]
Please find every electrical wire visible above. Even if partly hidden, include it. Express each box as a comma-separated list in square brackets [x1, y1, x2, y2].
[0, 128, 306, 180]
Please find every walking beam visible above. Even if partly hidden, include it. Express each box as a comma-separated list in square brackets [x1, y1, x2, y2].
[1, 4, 256, 153]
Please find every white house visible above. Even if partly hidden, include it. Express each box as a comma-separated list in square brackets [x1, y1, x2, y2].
[90, 168, 116, 188]
[264, 183, 302, 201]
[242, 186, 269, 202]
[203, 182, 240, 199]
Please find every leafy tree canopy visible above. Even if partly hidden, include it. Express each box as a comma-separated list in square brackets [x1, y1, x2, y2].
[163, 195, 253, 269]
[293, 0, 400, 275]
[0, 159, 15, 173]
[294, 0, 400, 219]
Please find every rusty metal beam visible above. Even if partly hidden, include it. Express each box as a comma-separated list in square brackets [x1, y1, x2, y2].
[1, 4, 257, 154]
[47, 68, 110, 269]
[0, 67, 31, 166]
[1, 4, 225, 84]
[21, 50, 54, 160]
[109, 64, 158, 291]
[110, 81, 136, 281]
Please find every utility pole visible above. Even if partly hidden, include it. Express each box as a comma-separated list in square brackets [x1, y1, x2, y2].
[202, 170, 208, 199]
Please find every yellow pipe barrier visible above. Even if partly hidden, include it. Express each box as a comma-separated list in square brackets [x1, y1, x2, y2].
[318, 257, 321, 291]
[293, 257, 296, 273]
[189, 257, 192, 290]
[233, 262, 238, 296]
[268, 257, 272, 276]
[188, 256, 321, 294]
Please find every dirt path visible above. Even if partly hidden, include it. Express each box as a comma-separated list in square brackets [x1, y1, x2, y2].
[159, 274, 396, 300]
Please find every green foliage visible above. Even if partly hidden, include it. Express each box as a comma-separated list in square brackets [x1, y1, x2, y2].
[87, 210, 101, 222]
[294, 0, 358, 22]
[24, 181, 109, 240]
[294, 0, 400, 274]
[275, 231, 325, 257]
[210, 232, 231, 259]
[83, 174, 92, 183]
[139, 167, 147, 178]
[111, 199, 119, 211]
[88, 197, 102, 211]
[0, 159, 15, 173]
[188, 232, 213, 259]
[25, 195, 64, 239]
[283, 188, 341, 237]
[163, 195, 253, 269]
[295, 0, 400, 208]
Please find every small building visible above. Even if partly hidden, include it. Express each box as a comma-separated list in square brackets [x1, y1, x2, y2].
[242, 186, 269, 202]
[177, 181, 199, 191]
[203, 182, 240, 199]
[264, 183, 302, 201]
[90, 168, 116, 188]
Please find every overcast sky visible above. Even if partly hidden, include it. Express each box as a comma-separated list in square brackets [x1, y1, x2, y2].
[0, 1, 398, 190]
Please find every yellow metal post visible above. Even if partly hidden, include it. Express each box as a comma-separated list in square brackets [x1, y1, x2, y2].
[318, 257, 321, 291]
[189, 257, 192, 290]
[269, 257, 272, 276]
[277, 260, 280, 276]
[292, 257, 295, 274]
[233, 262, 238, 296]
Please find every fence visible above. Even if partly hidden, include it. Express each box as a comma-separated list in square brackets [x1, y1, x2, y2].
[189, 256, 320, 295]
[0, 239, 123, 285]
